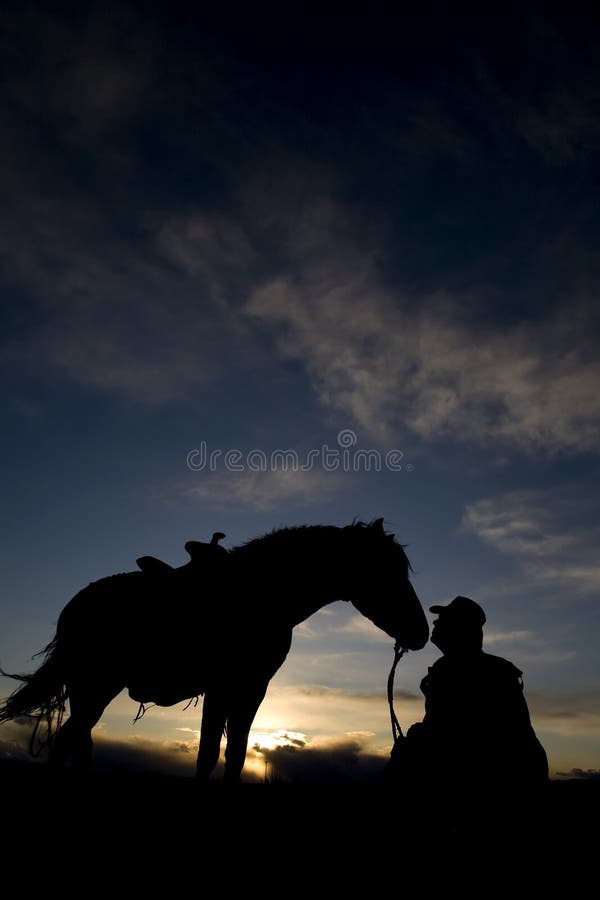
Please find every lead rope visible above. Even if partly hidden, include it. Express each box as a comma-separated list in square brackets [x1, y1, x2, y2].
[387, 642, 407, 744]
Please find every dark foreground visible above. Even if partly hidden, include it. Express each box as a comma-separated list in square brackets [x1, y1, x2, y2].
[1, 761, 597, 885]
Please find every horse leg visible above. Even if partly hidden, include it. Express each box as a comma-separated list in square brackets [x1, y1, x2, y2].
[223, 680, 270, 783]
[196, 690, 228, 781]
[49, 682, 122, 770]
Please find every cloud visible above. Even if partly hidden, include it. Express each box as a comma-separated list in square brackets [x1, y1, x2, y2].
[463, 488, 600, 593]
[251, 729, 307, 751]
[0, 716, 387, 783]
[290, 684, 419, 704]
[0, 182, 243, 403]
[156, 214, 255, 281]
[528, 691, 600, 736]
[183, 467, 344, 511]
[91, 734, 198, 775]
[0, 8, 253, 406]
[481, 630, 575, 665]
[20, 178, 597, 453]
[246, 252, 600, 454]
[252, 681, 422, 741]
[252, 732, 388, 784]
[0, 718, 39, 763]
[2, 3, 599, 459]
[514, 86, 600, 165]
[480, 628, 576, 665]
[556, 768, 600, 780]
[0, 198, 237, 406]
[484, 630, 535, 646]
[5, 687, 596, 783]
[0, 716, 204, 777]
[335, 614, 395, 644]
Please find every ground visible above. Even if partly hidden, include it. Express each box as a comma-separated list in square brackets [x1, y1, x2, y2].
[1, 760, 596, 884]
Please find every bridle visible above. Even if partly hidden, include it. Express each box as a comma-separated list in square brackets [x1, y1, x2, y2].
[387, 641, 407, 743]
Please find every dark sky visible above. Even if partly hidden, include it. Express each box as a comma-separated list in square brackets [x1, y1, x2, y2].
[1, 2, 599, 778]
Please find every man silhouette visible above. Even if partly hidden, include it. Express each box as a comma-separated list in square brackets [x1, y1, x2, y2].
[386, 596, 548, 795]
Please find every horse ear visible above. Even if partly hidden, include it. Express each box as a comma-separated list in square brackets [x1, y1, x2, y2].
[371, 518, 385, 533]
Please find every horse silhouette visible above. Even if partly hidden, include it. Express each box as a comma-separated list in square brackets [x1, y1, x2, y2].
[0, 519, 429, 781]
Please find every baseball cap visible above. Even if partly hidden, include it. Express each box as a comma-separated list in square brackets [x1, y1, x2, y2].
[429, 596, 486, 627]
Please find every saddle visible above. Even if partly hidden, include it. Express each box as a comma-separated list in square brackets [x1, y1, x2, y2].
[127, 532, 229, 705]
[136, 531, 228, 576]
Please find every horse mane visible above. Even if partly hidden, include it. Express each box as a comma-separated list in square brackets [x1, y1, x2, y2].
[230, 519, 412, 574]
[232, 523, 338, 554]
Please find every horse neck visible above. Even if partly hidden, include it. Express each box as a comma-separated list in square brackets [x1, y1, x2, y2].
[231, 526, 348, 627]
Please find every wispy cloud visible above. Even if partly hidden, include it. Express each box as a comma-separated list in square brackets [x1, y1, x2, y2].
[2, 4, 600, 461]
[290, 684, 420, 704]
[335, 614, 395, 643]
[246, 247, 600, 454]
[0, 195, 238, 405]
[250, 681, 423, 743]
[3, 43, 600, 454]
[0, 9, 250, 406]
[514, 85, 600, 164]
[464, 488, 600, 594]
[156, 213, 255, 281]
[484, 630, 535, 645]
[529, 691, 600, 736]
[183, 468, 344, 511]
[294, 608, 336, 639]
[484, 631, 576, 666]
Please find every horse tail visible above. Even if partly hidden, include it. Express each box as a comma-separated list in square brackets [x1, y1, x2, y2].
[0, 636, 68, 755]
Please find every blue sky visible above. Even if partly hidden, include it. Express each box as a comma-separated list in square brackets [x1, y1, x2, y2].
[1, 2, 599, 780]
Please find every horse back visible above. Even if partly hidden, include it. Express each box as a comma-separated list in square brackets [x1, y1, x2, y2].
[56, 571, 146, 641]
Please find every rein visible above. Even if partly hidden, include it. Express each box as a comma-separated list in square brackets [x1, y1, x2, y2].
[387, 642, 407, 744]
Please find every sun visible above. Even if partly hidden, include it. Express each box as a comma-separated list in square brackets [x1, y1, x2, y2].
[245, 730, 308, 782]
[250, 729, 307, 752]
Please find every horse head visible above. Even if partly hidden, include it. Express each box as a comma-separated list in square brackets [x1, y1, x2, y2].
[343, 518, 429, 651]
